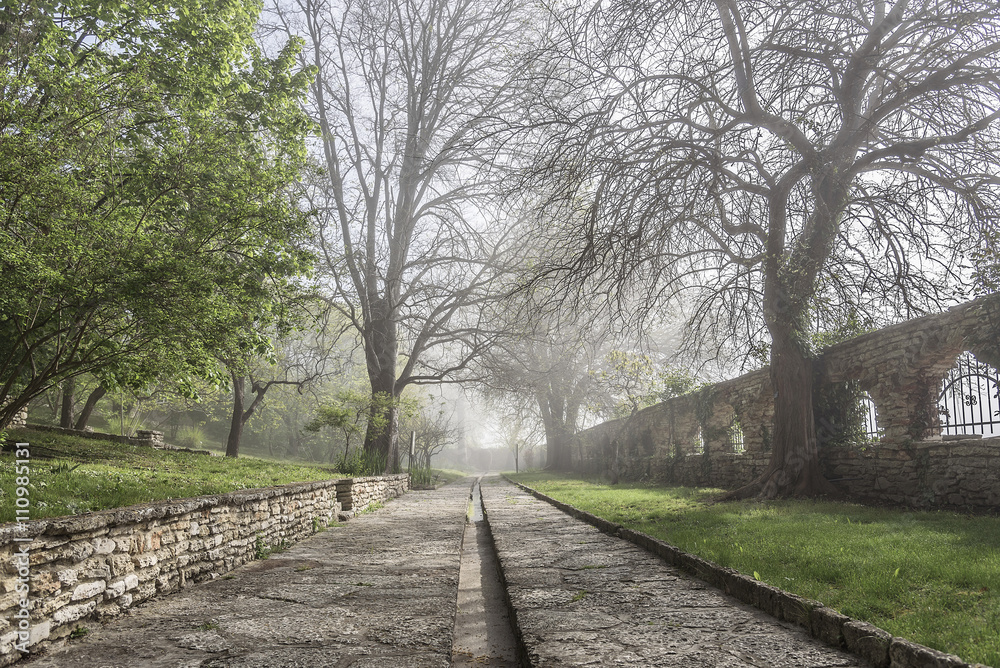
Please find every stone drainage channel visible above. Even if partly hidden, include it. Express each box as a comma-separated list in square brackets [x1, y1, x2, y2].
[451, 477, 521, 667]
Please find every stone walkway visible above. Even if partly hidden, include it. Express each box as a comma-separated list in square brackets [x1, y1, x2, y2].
[21, 475, 876, 668]
[479, 475, 868, 668]
[24, 479, 473, 668]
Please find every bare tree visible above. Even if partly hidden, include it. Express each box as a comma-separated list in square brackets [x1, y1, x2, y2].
[525, 0, 1000, 496]
[266, 0, 533, 471]
[477, 288, 606, 469]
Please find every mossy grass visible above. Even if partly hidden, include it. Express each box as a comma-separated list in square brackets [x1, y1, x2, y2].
[0, 428, 344, 523]
[509, 471, 1000, 666]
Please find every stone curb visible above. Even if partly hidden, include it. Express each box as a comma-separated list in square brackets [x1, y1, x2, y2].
[502, 476, 987, 668]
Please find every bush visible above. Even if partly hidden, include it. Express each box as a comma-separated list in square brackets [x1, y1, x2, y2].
[175, 426, 206, 449]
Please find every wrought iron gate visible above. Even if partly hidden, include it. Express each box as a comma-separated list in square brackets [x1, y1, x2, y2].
[938, 352, 1000, 437]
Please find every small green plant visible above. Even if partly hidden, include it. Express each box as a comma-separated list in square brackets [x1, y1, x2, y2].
[359, 501, 384, 515]
[571, 591, 587, 603]
[312, 516, 327, 534]
[49, 460, 81, 474]
[69, 627, 89, 639]
[198, 621, 220, 631]
[411, 466, 433, 487]
[253, 533, 271, 560]
[294, 565, 314, 572]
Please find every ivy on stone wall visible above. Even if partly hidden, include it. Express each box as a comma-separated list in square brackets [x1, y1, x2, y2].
[812, 379, 867, 450]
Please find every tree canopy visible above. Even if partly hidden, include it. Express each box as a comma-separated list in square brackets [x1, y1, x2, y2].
[0, 0, 316, 428]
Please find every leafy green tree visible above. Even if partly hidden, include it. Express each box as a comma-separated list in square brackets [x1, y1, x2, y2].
[0, 0, 315, 429]
[306, 389, 420, 472]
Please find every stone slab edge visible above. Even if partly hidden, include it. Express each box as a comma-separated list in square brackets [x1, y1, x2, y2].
[502, 476, 989, 668]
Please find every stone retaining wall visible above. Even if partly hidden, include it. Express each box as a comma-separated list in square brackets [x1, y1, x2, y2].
[0, 474, 409, 664]
[567, 296, 1000, 509]
[23, 425, 166, 450]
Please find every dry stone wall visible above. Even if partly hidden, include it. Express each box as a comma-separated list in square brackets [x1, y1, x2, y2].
[0, 474, 409, 664]
[23, 425, 167, 450]
[568, 296, 1000, 509]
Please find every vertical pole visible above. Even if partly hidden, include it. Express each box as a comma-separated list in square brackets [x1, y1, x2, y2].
[409, 430, 416, 472]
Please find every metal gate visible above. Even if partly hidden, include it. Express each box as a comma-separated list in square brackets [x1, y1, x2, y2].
[938, 351, 1000, 437]
[859, 392, 882, 442]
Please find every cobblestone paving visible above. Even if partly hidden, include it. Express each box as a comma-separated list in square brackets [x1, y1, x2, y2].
[480, 475, 869, 668]
[24, 479, 474, 668]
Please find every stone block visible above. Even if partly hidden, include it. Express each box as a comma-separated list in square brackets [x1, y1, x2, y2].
[888, 637, 966, 668]
[108, 553, 133, 577]
[134, 553, 158, 569]
[52, 600, 97, 625]
[777, 592, 819, 630]
[80, 563, 111, 580]
[722, 571, 756, 605]
[71, 580, 106, 601]
[56, 569, 78, 586]
[0, 630, 18, 655]
[843, 620, 891, 668]
[104, 579, 127, 599]
[92, 537, 116, 555]
[27, 620, 50, 646]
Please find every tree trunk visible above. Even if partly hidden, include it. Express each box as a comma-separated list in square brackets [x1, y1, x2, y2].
[363, 302, 399, 472]
[226, 374, 246, 458]
[538, 389, 574, 471]
[59, 377, 75, 428]
[74, 385, 106, 430]
[726, 323, 842, 499]
[363, 387, 399, 473]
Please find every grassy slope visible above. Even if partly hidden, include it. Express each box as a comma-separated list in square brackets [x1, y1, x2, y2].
[509, 472, 1000, 667]
[0, 428, 343, 523]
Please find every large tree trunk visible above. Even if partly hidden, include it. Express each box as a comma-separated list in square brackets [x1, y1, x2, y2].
[726, 316, 842, 499]
[59, 377, 75, 428]
[760, 333, 839, 497]
[363, 374, 399, 473]
[363, 301, 399, 473]
[74, 385, 106, 430]
[226, 374, 246, 458]
[537, 388, 575, 471]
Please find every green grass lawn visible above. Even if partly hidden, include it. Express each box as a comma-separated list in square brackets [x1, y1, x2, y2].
[0, 428, 351, 523]
[508, 471, 1000, 667]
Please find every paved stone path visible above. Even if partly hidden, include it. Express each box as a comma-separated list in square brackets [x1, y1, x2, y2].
[25, 479, 473, 668]
[479, 475, 868, 668]
[21, 475, 875, 668]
